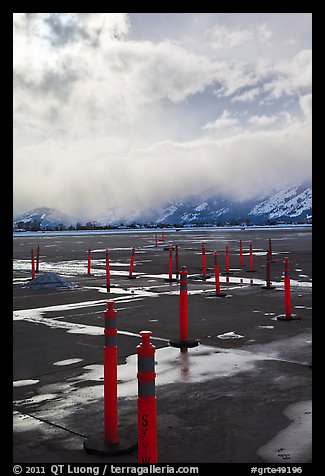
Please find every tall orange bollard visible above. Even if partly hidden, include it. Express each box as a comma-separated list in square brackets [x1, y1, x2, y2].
[277, 258, 300, 321]
[239, 239, 243, 267]
[128, 247, 137, 279]
[201, 242, 207, 280]
[210, 251, 227, 297]
[261, 250, 276, 290]
[31, 248, 35, 280]
[165, 245, 177, 282]
[246, 242, 256, 273]
[175, 244, 179, 280]
[36, 245, 40, 273]
[83, 301, 137, 455]
[137, 331, 158, 464]
[104, 301, 118, 445]
[87, 246, 91, 275]
[169, 245, 173, 280]
[170, 266, 199, 351]
[269, 238, 276, 263]
[161, 230, 165, 242]
[225, 244, 231, 275]
[105, 249, 110, 292]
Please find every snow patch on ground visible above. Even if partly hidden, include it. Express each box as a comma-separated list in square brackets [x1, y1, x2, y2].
[257, 400, 312, 463]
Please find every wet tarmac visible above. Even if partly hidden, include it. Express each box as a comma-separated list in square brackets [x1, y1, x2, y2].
[13, 227, 312, 463]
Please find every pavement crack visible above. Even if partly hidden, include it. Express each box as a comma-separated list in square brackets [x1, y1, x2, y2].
[13, 407, 87, 438]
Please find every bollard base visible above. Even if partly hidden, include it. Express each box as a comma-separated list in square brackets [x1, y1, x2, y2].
[277, 315, 301, 321]
[261, 285, 276, 290]
[246, 270, 257, 273]
[169, 339, 199, 349]
[83, 435, 138, 456]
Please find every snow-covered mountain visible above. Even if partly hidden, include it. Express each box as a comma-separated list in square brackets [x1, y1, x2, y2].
[13, 207, 76, 229]
[97, 206, 159, 226]
[249, 184, 312, 220]
[13, 183, 312, 229]
[156, 183, 312, 224]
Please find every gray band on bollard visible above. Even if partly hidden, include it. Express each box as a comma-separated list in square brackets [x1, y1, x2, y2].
[138, 356, 155, 372]
[138, 380, 155, 397]
[104, 317, 117, 328]
[105, 334, 117, 346]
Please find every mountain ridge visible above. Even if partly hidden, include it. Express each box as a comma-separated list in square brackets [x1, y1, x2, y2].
[13, 182, 312, 229]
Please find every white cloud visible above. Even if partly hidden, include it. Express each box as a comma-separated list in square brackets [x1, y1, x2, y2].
[231, 87, 261, 102]
[207, 23, 272, 49]
[299, 93, 312, 120]
[263, 49, 312, 99]
[248, 115, 278, 126]
[202, 110, 239, 130]
[13, 13, 312, 219]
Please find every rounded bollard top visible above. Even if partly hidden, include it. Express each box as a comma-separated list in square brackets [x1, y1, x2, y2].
[105, 300, 117, 317]
[137, 331, 156, 354]
[140, 330, 152, 344]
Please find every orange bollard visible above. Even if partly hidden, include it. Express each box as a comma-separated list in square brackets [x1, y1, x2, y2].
[161, 230, 165, 242]
[36, 245, 40, 273]
[165, 245, 177, 282]
[246, 242, 256, 273]
[31, 248, 35, 279]
[175, 244, 179, 280]
[137, 331, 158, 463]
[269, 238, 276, 263]
[261, 250, 276, 290]
[104, 301, 118, 445]
[225, 244, 231, 275]
[169, 245, 173, 280]
[128, 247, 137, 279]
[105, 249, 110, 292]
[201, 242, 207, 280]
[277, 258, 300, 321]
[170, 266, 199, 351]
[87, 246, 91, 275]
[83, 302, 137, 455]
[211, 251, 227, 297]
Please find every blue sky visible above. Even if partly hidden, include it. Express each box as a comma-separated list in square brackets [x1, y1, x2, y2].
[13, 13, 312, 220]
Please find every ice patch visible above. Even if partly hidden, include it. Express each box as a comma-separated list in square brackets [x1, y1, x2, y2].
[217, 331, 244, 339]
[257, 400, 312, 463]
[53, 359, 83, 366]
[13, 379, 39, 387]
